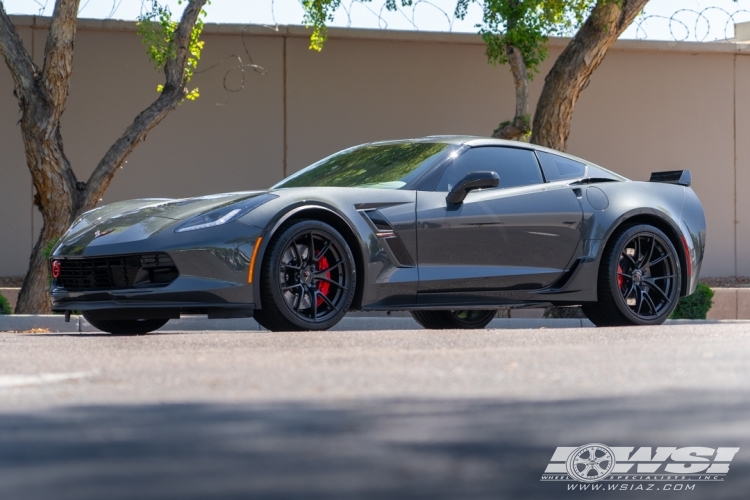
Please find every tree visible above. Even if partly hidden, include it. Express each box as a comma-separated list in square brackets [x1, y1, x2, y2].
[304, 0, 649, 151]
[455, 0, 649, 147]
[0, 0, 208, 313]
[531, 0, 649, 150]
[456, 0, 595, 141]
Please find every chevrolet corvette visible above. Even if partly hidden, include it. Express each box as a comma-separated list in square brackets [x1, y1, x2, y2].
[50, 136, 706, 333]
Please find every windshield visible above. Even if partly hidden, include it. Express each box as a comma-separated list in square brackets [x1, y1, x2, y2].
[273, 141, 453, 189]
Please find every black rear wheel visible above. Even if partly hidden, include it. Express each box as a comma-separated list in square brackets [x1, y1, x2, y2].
[410, 310, 496, 330]
[583, 224, 681, 327]
[253, 220, 356, 331]
[82, 312, 168, 335]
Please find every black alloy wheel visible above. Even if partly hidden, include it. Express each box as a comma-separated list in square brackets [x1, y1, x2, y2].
[253, 220, 356, 331]
[582, 224, 681, 326]
[410, 310, 496, 329]
[82, 312, 169, 335]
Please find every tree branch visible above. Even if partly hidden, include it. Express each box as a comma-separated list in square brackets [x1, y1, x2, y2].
[0, 3, 39, 99]
[42, 0, 80, 118]
[492, 44, 531, 141]
[531, 0, 649, 150]
[164, 0, 206, 89]
[81, 0, 208, 212]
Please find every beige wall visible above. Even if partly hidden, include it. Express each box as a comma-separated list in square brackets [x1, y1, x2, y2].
[1, 17, 749, 277]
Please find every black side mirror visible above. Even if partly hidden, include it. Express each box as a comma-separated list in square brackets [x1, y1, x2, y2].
[446, 171, 500, 204]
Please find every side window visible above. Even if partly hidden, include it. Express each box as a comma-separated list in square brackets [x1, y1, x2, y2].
[536, 151, 586, 181]
[436, 147, 544, 192]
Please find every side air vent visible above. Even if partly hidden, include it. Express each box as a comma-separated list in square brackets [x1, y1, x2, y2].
[360, 210, 415, 268]
[383, 238, 415, 267]
[366, 210, 395, 234]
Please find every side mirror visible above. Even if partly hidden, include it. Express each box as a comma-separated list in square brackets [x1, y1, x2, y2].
[446, 171, 500, 204]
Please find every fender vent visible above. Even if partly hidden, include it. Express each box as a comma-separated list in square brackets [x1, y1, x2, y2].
[383, 238, 415, 267]
[361, 210, 415, 268]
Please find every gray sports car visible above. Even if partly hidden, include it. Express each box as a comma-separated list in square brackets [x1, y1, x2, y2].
[50, 136, 706, 333]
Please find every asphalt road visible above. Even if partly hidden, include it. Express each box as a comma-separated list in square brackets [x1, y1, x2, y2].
[1, 323, 750, 499]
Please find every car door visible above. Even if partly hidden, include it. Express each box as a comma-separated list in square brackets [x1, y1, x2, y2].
[416, 146, 584, 294]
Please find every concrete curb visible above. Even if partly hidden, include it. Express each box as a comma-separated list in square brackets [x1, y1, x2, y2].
[2, 314, 747, 333]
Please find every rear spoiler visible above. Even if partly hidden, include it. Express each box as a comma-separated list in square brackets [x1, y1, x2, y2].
[649, 170, 691, 187]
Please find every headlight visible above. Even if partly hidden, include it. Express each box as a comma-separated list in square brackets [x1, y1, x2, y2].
[175, 193, 277, 233]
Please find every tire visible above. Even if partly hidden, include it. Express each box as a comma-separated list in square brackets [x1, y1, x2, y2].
[583, 224, 682, 327]
[253, 220, 356, 332]
[410, 310, 496, 330]
[82, 312, 168, 335]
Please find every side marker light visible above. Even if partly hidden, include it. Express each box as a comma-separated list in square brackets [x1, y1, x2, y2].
[248, 237, 263, 283]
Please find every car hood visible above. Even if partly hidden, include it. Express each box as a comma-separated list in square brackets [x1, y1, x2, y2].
[56, 191, 267, 255]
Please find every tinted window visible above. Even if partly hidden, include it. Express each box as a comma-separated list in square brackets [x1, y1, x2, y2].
[273, 142, 453, 189]
[536, 151, 586, 181]
[436, 147, 543, 192]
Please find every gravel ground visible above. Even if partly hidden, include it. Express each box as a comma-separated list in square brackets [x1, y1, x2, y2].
[0, 324, 749, 499]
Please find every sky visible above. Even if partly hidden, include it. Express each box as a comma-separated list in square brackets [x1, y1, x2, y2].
[3, 0, 750, 41]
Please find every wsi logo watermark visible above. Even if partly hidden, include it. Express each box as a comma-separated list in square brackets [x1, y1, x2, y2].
[541, 444, 739, 489]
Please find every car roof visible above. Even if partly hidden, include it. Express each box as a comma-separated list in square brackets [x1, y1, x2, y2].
[385, 135, 587, 162]
[361, 136, 627, 181]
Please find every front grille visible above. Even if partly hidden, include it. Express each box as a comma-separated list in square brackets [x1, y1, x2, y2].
[55, 253, 178, 291]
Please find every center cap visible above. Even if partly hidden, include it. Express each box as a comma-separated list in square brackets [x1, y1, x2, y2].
[632, 269, 643, 284]
[300, 268, 313, 284]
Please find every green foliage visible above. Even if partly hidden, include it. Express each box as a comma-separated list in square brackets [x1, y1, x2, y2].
[302, 0, 340, 51]
[0, 294, 11, 315]
[43, 237, 60, 261]
[455, 0, 596, 75]
[136, 0, 209, 100]
[543, 306, 586, 318]
[302, 0, 596, 70]
[670, 283, 714, 320]
[493, 114, 532, 137]
[302, 0, 413, 51]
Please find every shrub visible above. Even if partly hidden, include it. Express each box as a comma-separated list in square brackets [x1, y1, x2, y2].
[0, 294, 11, 315]
[543, 306, 586, 318]
[670, 283, 714, 320]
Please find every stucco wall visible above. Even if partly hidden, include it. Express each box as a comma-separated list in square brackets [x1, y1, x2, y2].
[1, 17, 748, 277]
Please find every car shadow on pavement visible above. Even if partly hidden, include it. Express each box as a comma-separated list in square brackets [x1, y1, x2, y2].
[0, 390, 748, 500]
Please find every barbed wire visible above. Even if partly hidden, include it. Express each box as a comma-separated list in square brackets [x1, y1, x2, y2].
[193, 25, 269, 105]
[32, 0, 49, 15]
[24, 0, 750, 42]
[268, 0, 460, 32]
[634, 7, 750, 42]
[57, 1, 750, 105]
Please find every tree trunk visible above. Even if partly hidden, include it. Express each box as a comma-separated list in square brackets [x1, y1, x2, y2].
[1, 1, 80, 313]
[0, 0, 207, 314]
[492, 44, 531, 141]
[530, 0, 649, 151]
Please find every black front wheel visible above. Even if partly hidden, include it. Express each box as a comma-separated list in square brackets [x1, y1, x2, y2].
[253, 220, 356, 332]
[410, 310, 496, 330]
[82, 312, 169, 335]
[582, 224, 681, 326]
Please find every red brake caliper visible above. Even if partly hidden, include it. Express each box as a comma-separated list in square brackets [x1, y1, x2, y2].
[316, 256, 331, 307]
[617, 263, 624, 290]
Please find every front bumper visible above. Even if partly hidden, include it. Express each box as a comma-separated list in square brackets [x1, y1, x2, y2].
[51, 221, 262, 318]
